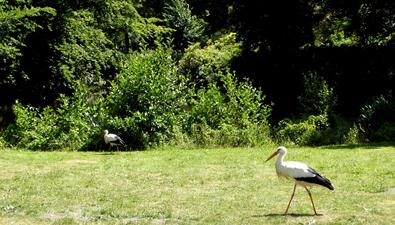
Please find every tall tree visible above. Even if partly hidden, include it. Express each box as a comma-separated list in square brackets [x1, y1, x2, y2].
[0, 0, 56, 127]
[163, 0, 206, 52]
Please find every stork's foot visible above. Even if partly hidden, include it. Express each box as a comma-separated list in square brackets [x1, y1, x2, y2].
[284, 206, 293, 215]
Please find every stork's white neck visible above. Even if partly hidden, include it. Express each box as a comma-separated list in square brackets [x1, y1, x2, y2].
[276, 151, 287, 166]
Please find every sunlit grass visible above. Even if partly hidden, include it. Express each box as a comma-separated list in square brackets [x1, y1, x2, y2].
[0, 145, 394, 224]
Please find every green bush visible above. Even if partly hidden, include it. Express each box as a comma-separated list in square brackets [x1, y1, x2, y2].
[3, 47, 273, 150]
[183, 71, 272, 147]
[179, 32, 241, 84]
[57, 10, 117, 90]
[279, 70, 361, 146]
[358, 95, 395, 142]
[98, 116, 147, 150]
[342, 124, 362, 144]
[276, 114, 329, 146]
[163, 0, 206, 50]
[105, 48, 188, 148]
[326, 115, 363, 145]
[105, 48, 271, 149]
[298, 71, 336, 115]
[373, 122, 395, 141]
[4, 102, 58, 150]
[3, 87, 101, 150]
[0, 134, 7, 148]
[187, 123, 271, 147]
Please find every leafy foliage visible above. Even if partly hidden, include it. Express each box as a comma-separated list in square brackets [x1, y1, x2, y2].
[1, 1, 394, 148]
[0, 1, 57, 118]
[313, 0, 395, 47]
[2, 47, 272, 150]
[3, 87, 101, 150]
[93, 0, 171, 52]
[57, 10, 116, 89]
[358, 95, 395, 142]
[276, 115, 329, 146]
[105, 48, 188, 148]
[298, 71, 336, 116]
[163, 0, 206, 51]
[313, 13, 359, 47]
[183, 72, 271, 147]
[0, 2, 56, 85]
[179, 32, 241, 84]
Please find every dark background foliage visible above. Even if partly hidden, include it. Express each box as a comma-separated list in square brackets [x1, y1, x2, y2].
[1, 0, 394, 149]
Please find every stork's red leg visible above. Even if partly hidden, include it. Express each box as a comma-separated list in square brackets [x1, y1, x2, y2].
[285, 183, 297, 214]
[304, 187, 318, 215]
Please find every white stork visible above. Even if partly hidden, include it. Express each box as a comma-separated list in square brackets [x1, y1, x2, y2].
[266, 146, 334, 215]
[103, 130, 127, 151]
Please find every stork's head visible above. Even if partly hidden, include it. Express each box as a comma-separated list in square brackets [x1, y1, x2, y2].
[103, 130, 109, 135]
[266, 146, 287, 162]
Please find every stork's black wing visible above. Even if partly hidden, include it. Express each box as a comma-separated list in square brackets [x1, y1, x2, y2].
[295, 167, 334, 190]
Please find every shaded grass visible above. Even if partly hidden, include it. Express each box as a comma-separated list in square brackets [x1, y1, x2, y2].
[0, 145, 394, 224]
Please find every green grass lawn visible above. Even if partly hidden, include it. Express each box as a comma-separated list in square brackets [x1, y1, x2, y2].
[1, 145, 394, 224]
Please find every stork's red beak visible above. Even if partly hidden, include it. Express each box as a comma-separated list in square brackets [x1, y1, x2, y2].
[266, 151, 279, 162]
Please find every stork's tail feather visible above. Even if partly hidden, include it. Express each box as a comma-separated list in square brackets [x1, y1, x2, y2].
[295, 175, 334, 190]
[116, 137, 127, 148]
[118, 138, 127, 148]
[120, 139, 127, 148]
[111, 137, 127, 149]
[296, 167, 334, 190]
[319, 175, 334, 190]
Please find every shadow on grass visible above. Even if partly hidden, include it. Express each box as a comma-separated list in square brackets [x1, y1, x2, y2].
[95, 152, 116, 155]
[318, 142, 395, 150]
[253, 213, 323, 217]
[93, 149, 144, 155]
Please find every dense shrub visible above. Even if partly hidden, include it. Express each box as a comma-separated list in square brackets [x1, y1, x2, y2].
[2, 47, 273, 150]
[98, 116, 147, 150]
[186, 123, 271, 147]
[179, 32, 241, 84]
[274, 113, 365, 146]
[276, 114, 329, 146]
[106, 49, 272, 148]
[57, 10, 116, 90]
[342, 124, 361, 144]
[3, 87, 101, 150]
[0, 136, 5, 148]
[275, 71, 340, 146]
[104, 48, 188, 148]
[298, 71, 336, 116]
[174, 33, 271, 147]
[327, 115, 364, 145]
[183, 71, 272, 147]
[358, 95, 395, 142]
[163, 0, 206, 51]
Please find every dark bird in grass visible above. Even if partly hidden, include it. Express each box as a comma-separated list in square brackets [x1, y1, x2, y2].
[103, 130, 127, 151]
[266, 146, 334, 215]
